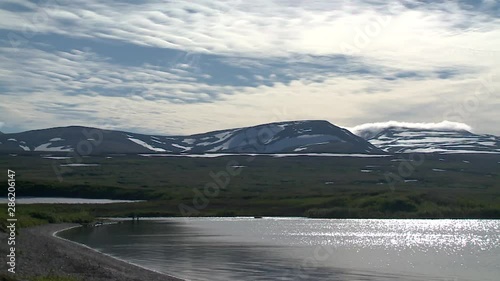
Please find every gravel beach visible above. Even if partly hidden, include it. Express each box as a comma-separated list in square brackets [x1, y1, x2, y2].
[0, 223, 184, 281]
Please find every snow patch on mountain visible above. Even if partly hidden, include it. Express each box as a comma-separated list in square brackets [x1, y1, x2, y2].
[34, 143, 73, 152]
[205, 139, 233, 152]
[182, 138, 195, 145]
[19, 145, 30, 151]
[171, 143, 191, 151]
[127, 137, 166, 152]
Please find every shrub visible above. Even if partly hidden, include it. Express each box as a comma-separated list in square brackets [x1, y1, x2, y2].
[380, 199, 417, 213]
[29, 211, 59, 223]
[304, 207, 360, 218]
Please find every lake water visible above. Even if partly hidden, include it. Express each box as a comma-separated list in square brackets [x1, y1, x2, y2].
[58, 218, 500, 281]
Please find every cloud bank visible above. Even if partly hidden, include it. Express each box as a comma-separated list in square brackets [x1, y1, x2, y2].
[349, 121, 473, 139]
[0, 0, 498, 135]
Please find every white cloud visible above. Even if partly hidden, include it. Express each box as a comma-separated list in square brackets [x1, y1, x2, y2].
[2, 1, 499, 63]
[0, 46, 232, 102]
[2, 67, 496, 135]
[0, 0, 499, 135]
[349, 121, 473, 139]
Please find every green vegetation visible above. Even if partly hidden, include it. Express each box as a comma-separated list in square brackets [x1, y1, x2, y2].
[0, 273, 80, 281]
[0, 205, 94, 232]
[0, 274, 80, 281]
[0, 153, 499, 224]
[31, 276, 81, 281]
[0, 273, 17, 281]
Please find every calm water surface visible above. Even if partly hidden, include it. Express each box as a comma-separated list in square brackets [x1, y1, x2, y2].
[59, 218, 500, 281]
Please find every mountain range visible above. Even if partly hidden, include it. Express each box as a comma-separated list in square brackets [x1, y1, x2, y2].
[1, 120, 498, 155]
[0, 120, 381, 154]
[358, 127, 500, 154]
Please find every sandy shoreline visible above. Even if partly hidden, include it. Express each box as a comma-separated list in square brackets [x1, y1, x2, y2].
[0, 223, 184, 281]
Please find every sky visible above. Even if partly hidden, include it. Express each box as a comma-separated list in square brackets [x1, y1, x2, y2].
[0, 0, 499, 135]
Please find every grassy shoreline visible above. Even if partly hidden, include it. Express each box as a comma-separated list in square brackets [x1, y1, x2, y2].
[1, 153, 498, 232]
[1, 189, 498, 234]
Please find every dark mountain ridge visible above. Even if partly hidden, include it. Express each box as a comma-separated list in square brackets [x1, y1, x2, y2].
[0, 120, 382, 155]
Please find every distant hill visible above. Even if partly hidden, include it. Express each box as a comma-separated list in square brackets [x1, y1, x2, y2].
[360, 127, 500, 154]
[0, 120, 382, 154]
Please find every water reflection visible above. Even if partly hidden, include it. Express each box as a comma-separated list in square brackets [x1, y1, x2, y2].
[59, 218, 500, 281]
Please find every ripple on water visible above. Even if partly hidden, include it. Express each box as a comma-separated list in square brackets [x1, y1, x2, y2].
[59, 218, 500, 281]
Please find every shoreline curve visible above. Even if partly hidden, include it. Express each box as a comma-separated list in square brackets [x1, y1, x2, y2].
[0, 223, 185, 281]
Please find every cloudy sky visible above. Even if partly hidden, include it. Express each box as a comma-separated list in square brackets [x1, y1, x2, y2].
[0, 0, 498, 135]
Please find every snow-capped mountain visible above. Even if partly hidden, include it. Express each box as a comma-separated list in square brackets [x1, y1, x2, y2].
[362, 127, 500, 154]
[0, 120, 381, 154]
